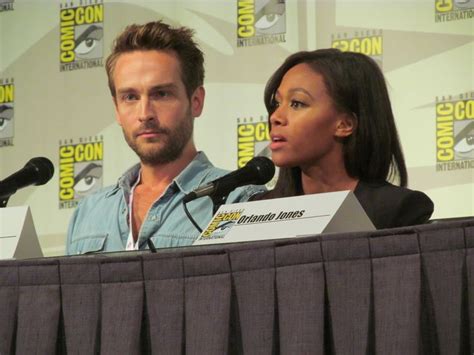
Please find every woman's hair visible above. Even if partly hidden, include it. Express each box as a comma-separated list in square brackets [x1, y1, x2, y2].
[261, 48, 407, 199]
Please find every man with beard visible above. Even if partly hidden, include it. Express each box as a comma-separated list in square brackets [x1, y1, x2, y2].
[66, 21, 264, 254]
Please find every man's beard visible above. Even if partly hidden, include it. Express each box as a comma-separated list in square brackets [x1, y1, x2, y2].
[123, 114, 193, 166]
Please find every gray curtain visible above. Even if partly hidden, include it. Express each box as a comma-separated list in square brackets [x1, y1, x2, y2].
[0, 219, 473, 354]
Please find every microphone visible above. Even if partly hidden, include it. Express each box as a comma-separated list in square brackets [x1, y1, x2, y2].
[0, 157, 55, 199]
[183, 156, 275, 203]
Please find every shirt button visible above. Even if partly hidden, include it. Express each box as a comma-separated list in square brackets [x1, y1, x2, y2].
[150, 215, 158, 221]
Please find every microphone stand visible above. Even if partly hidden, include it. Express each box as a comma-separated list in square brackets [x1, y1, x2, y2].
[211, 193, 228, 215]
[182, 193, 229, 234]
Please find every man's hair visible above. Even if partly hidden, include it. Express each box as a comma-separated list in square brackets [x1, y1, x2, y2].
[261, 48, 407, 199]
[105, 21, 204, 98]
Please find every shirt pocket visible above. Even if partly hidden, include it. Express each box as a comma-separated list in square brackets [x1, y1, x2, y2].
[70, 234, 107, 254]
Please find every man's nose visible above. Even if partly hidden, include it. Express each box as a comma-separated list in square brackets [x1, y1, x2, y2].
[138, 97, 155, 122]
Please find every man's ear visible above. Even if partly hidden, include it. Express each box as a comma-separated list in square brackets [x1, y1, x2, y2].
[335, 112, 357, 138]
[190, 86, 205, 118]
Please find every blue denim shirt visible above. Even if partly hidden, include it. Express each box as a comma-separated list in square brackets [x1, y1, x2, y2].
[66, 152, 264, 255]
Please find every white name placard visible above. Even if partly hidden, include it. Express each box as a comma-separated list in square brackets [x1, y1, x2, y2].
[193, 191, 375, 245]
[0, 206, 43, 259]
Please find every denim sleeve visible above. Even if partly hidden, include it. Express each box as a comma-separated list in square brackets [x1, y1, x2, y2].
[226, 184, 267, 203]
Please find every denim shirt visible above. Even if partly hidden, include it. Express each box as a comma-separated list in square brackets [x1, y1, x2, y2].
[66, 152, 265, 255]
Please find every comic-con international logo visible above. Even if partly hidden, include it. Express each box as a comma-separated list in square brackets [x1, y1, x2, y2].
[436, 93, 474, 171]
[237, 117, 270, 168]
[435, 0, 474, 22]
[201, 210, 243, 240]
[237, 0, 286, 47]
[237, 117, 277, 188]
[332, 30, 383, 68]
[0, 78, 14, 147]
[0, 0, 14, 12]
[59, 137, 103, 208]
[59, 0, 104, 72]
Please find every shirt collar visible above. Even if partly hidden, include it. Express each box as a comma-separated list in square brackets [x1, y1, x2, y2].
[173, 151, 215, 193]
[105, 151, 214, 198]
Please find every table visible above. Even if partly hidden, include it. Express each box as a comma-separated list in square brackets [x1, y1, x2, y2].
[1, 218, 473, 354]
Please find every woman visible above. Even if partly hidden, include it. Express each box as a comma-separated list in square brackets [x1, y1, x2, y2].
[255, 49, 434, 229]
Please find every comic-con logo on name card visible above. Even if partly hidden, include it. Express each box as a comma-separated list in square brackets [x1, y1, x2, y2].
[237, 0, 286, 47]
[201, 210, 243, 240]
[59, 0, 104, 72]
[0, 78, 14, 147]
[436, 92, 474, 172]
[435, 0, 474, 22]
[332, 30, 383, 68]
[0, 0, 14, 12]
[59, 136, 103, 209]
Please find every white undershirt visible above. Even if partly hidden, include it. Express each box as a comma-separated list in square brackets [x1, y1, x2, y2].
[125, 173, 142, 251]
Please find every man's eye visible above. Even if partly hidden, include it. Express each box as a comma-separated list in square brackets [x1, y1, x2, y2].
[152, 91, 169, 99]
[122, 94, 138, 101]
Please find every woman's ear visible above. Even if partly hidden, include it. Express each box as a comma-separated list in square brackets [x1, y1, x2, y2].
[335, 112, 357, 138]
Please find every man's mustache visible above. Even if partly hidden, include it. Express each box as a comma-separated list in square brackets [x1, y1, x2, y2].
[135, 122, 170, 136]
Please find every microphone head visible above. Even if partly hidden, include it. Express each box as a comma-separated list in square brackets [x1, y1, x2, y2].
[246, 156, 275, 185]
[26, 157, 55, 185]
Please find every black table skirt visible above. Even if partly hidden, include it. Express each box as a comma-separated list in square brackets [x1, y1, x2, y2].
[1, 219, 473, 354]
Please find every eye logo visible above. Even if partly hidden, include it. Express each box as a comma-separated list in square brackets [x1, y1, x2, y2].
[237, 0, 286, 47]
[454, 121, 474, 157]
[59, 1, 104, 72]
[74, 24, 104, 59]
[59, 139, 104, 209]
[0, 105, 13, 133]
[454, 0, 474, 8]
[436, 94, 474, 171]
[73, 162, 103, 197]
[254, 0, 285, 31]
[201, 211, 243, 239]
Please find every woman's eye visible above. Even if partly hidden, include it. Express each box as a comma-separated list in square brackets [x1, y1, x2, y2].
[290, 100, 305, 108]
